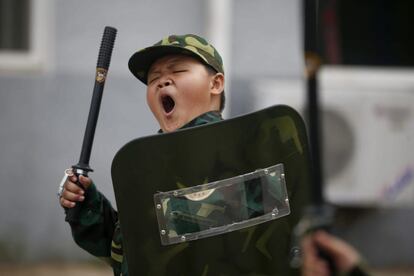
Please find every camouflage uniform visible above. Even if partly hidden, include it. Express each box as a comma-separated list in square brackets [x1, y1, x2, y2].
[67, 34, 226, 275]
[69, 111, 223, 276]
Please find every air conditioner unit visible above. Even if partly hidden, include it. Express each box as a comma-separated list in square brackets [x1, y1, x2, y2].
[251, 67, 414, 207]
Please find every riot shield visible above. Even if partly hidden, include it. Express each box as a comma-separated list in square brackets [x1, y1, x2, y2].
[111, 105, 311, 276]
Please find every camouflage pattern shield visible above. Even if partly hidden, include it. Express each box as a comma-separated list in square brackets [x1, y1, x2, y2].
[111, 105, 311, 276]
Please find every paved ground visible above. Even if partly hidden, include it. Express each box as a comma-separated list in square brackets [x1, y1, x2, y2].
[0, 263, 112, 276]
[373, 268, 414, 276]
[0, 263, 413, 276]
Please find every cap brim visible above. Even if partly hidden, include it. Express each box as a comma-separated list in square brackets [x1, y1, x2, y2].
[128, 45, 204, 84]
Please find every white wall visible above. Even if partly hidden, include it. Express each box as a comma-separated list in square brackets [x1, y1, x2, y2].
[0, 0, 413, 268]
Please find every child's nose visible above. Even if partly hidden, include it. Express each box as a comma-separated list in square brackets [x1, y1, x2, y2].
[157, 79, 172, 88]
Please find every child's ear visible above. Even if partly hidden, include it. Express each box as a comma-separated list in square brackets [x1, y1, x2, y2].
[210, 73, 225, 95]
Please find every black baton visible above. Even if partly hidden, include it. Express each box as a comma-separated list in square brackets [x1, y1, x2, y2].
[66, 26, 117, 223]
[302, 0, 337, 274]
[290, 1, 337, 274]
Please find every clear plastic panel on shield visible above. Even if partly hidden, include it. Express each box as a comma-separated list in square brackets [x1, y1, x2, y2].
[154, 163, 290, 245]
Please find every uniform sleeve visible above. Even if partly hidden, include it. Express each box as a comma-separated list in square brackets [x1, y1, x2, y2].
[66, 182, 118, 258]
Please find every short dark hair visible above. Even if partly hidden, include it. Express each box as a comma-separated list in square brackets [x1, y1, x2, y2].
[205, 65, 225, 112]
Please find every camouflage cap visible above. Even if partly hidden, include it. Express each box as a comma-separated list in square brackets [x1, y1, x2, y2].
[128, 34, 224, 84]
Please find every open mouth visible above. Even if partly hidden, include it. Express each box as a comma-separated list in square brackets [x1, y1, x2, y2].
[161, 95, 175, 114]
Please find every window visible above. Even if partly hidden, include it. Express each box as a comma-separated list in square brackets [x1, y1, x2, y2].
[0, 0, 30, 51]
[319, 0, 414, 67]
[0, 0, 51, 72]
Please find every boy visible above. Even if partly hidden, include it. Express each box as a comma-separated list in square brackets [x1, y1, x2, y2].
[59, 34, 225, 275]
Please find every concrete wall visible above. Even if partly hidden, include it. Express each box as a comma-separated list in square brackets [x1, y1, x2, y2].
[0, 0, 413, 269]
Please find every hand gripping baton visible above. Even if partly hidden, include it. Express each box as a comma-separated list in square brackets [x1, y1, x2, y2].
[65, 26, 117, 223]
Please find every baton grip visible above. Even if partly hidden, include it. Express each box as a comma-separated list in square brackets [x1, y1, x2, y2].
[291, 204, 337, 274]
[65, 169, 89, 223]
[318, 250, 337, 276]
[97, 26, 117, 69]
[317, 225, 338, 276]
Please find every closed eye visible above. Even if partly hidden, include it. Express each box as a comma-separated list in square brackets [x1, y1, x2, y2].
[173, 70, 187, 73]
[148, 76, 159, 84]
